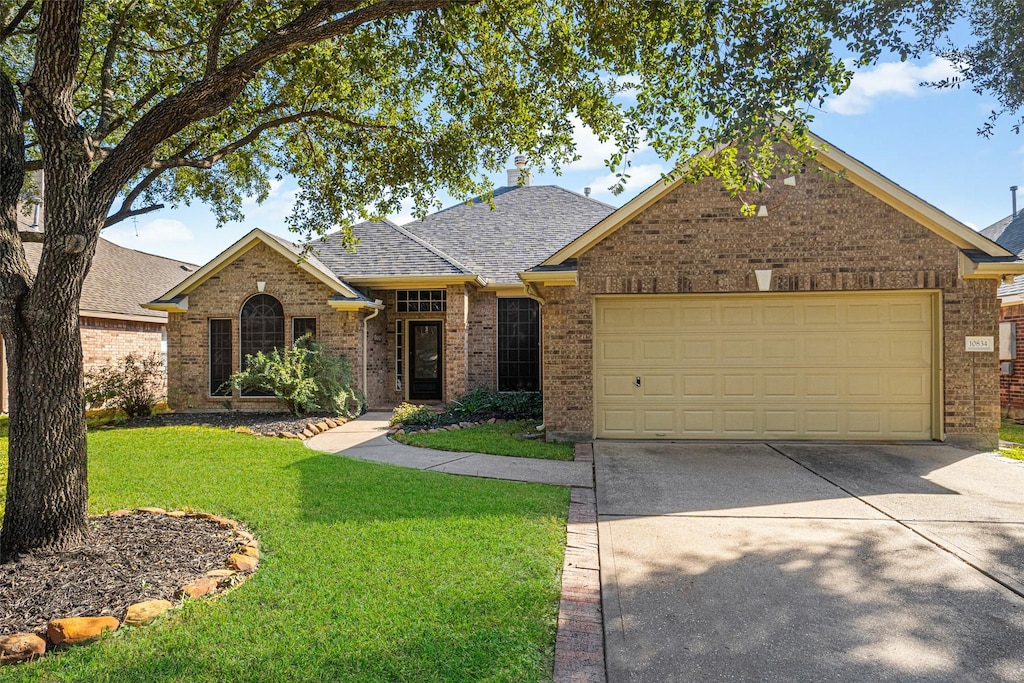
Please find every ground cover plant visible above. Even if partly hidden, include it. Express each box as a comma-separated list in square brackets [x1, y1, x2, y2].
[394, 420, 575, 462]
[998, 419, 1024, 461]
[0, 428, 568, 682]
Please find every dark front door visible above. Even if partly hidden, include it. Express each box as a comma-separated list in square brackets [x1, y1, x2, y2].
[409, 321, 442, 400]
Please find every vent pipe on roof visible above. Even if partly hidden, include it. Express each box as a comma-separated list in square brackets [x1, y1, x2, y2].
[507, 155, 531, 187]
[584, 187, 591, 197]
[1013, 185, 1019, 218]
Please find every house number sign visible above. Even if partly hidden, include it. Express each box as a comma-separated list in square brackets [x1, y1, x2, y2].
[965, 336, 994, 352]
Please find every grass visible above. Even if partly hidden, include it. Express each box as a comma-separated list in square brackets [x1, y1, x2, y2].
[0, 427, 568, 682]
[394, 420, 575, 461]
[996, 419, 1024, 461]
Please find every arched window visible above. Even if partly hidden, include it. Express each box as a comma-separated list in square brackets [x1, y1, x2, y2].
[240, 294, 284, 395]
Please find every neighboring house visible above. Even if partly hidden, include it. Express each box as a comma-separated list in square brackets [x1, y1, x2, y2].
[981, 202, 1024, 417]
[0, 209, 197, 413]
[150, 134, 1022, 448]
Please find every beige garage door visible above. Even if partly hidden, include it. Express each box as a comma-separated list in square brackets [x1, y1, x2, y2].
[594, 292, 938, 440]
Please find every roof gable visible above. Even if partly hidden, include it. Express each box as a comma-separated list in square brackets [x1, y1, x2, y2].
[147, 228, 364, 306]
[542, 132, 1014, 266]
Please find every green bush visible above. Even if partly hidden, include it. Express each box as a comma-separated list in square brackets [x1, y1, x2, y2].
[447, 387, 542, 420]
[84, 352, 166, 418]
[390, 402, 436, 426]
[231, 336, 363, 417]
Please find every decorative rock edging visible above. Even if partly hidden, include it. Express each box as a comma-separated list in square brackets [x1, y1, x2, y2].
[388, 416, 506, 437]
[553, 443, 605, 683]
[0, 509, 260, 666]
[273, 417, 345, 441]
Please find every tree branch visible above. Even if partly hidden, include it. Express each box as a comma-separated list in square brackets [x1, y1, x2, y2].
[90, 0, 462, 203]
[103, 201, 164, 228]
[96, 9, 130, 139]
[0, 1, 33, 42]
[206, 0, 242, 78]
[148, 110, 409, 170]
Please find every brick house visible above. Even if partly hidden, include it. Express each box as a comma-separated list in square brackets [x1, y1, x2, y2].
[0, 215, 197, 413]
[981, 207, 1024, 418]
[150, 134, 1021, 447]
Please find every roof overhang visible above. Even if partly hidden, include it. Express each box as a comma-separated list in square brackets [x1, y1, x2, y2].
[343, 274, 486, 288]
[542, 131, 1013, 266]
[959, 252, 1024, 280]
[142, 295, 189, 313]
[151, 228, 363, 304]
[1001, 295, 1023, 307]
[80, 310, 169, 323]
[518, 268, 579, 287]
[328, 296, 384, 311]
[481, 282, 533, 296]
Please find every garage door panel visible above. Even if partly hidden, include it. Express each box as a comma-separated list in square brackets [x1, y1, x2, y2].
[594, 293, 936, 440]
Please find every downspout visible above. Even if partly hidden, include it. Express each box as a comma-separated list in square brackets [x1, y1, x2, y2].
[523, 284, 546, 431]
[362, 301, 383, 402]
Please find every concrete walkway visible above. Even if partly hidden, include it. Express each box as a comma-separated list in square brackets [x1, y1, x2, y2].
[305, 412, 593, 488]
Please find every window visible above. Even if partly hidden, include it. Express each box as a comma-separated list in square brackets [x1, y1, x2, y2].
[395, 319, 404, 393]
[209, 319, 232, 396]
[293, 317, 317, 342]
[240, 294, 284, 396]
[397, 289, 446, 312]
[497, 298, 540, 392]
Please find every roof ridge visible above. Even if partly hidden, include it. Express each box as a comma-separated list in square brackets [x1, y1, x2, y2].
[388, 221, 475, 275]
[541, 184, 619, 210]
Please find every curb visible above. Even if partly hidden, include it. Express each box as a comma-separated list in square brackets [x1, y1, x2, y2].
[553, 443, 605, 683]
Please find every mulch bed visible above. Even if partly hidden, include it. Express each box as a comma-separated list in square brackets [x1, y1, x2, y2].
[121, 411, 338, 437]
[0, 514, 239, 636]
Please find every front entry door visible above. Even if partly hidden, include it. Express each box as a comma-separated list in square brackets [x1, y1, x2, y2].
[409, 321, 442, 400]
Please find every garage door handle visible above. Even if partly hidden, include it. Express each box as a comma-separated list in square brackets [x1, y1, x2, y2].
[635, 376, 641, 387]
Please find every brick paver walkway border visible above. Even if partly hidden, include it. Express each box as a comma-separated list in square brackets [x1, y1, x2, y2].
[552, 443, 605, 683]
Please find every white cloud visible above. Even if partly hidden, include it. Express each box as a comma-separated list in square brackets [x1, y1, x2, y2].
[964, 221, 978, 231]
[585, 163, 666, 199]
[829, 58, 959, 116]
[565, 115, 649, 172]
[387, 197, 419, 226]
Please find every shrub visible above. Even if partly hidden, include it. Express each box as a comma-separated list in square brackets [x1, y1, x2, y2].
[230, 336, 363, 417]
[84, 352, 166, 418]
[390, 402, 436, 426]
[446, 387, 542, 420]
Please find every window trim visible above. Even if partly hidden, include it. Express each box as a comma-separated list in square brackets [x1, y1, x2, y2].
[292, 316, 317, 343]
[496, 297, 541, 393]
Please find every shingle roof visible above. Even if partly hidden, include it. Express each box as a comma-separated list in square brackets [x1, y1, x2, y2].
[402, 186, 615, 284]
[982, 212, 1024, 256]
[310, 220, 471, 277]
[23, 238, 197, 320]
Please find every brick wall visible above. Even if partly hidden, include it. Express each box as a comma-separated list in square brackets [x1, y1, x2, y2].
[541, 167, 1000, 447]
[998, 303, 1024, 417]
[1, 317, 167, 413]
[166, 242, 360, 411]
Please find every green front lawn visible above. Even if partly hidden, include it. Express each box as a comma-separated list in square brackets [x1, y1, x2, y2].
[394, 421, 575, 461]
[0, 428, 568, 682]
[997, 419, 1024, 461]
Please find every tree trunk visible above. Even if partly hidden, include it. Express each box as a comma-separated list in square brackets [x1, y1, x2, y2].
[0, 309, 89, 560]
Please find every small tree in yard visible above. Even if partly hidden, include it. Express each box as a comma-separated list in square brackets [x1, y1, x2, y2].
[0, 1, 1017, 559]
[83, 352, 165, 418]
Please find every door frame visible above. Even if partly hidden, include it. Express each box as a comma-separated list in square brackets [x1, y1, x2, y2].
[408, 320, 443, 400]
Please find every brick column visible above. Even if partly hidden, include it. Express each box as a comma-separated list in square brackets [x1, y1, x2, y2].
[444, 284, 469, 401]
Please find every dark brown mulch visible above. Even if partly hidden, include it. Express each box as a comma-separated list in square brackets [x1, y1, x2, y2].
[123, 411, 340, 437]
[0, 514, 241, 636]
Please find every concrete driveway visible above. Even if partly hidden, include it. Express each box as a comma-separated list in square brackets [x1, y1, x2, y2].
[595, 442, 1024, 682]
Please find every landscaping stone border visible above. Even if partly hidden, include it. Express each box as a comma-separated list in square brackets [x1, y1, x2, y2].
[267, 417, 346, 440]
[553, 443, 605, 683]
[0, 509, 260, 665]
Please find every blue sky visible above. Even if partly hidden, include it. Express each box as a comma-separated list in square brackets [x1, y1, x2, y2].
[101, 56, 1024, 266]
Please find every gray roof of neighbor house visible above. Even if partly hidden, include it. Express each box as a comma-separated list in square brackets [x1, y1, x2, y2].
[23, 238, 197, 320]
[983, 212, 1024, 256]
[981, 213, 1024, 298]
[402, 186, 616, 284]
[311, 220, 471, 277]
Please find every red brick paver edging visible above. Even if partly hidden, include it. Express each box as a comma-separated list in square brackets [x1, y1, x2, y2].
[553, 443, 605, 683]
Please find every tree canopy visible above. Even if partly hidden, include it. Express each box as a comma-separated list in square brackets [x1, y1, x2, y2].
[0, 0, 1019, 557]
